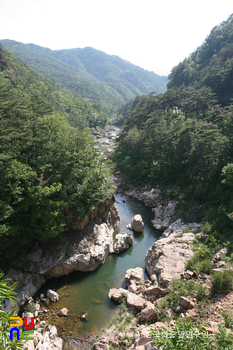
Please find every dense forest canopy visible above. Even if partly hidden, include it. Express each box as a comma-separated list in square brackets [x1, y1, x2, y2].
[168, 14, 233, 106]
[114, 14, 233, 241]
[0, 40, 167, 116]
[0, 45, 115, 268]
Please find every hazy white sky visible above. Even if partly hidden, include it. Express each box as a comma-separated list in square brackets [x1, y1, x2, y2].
[0, 0, 232, 76]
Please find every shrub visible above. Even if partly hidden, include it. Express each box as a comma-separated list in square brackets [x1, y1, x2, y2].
[150, 322, 233, 349]
[221, 309, 233, 329]
[196, 283, 208, 301]
[150, 322, 214, 349]
[25, 302, 36, 313]
[197, 259, 213, 275]
[211, 269, 233, 294]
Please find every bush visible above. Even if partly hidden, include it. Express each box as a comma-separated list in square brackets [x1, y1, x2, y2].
[25, 302, 36, 313]
[197, 259, 213, 275]
[150, 322, 233, 349]
[211, 269, 233, 294]
[196, 283, 208, 301]
[222, 309, 233, 329]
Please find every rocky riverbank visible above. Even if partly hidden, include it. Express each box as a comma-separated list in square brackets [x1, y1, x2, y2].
[93, 228, 233, 350]
[3, 197, 134, 312]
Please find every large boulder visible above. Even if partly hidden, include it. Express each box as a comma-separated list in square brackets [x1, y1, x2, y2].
[138, 302, 157, 322]
[125, 267, 144, 287]
[131, 214, 145, 232]
[126, 293, 147, 309]
[112, 232, 133, 254]
[145, 231, 195, 285]
[151, 201, 177, 230]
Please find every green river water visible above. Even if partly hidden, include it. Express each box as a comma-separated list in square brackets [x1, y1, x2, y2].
[38, 193, 160, 339]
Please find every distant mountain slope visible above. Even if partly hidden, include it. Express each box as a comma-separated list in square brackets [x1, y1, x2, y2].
[0, 40, 167, 114]
[0, 44, 109, 129]
[167, 14, 233, 106]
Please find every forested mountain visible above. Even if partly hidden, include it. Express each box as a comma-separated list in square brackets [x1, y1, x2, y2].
[168, 14, 233, 105]
[0, 44, 109, 130]
[0, 40, 167, 114]
[0, 44, 114, 268]
[114, 16, 233, 241]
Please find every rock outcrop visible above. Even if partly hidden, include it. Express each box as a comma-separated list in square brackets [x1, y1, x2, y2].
[151, 201, 177, 230]
[161, 218, 199, 238]
[145, 231, 195, 286]
[4, 199, 133, 311]
[24, 324, 62, 350]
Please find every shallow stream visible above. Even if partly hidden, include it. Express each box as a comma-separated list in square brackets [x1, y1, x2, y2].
[37, 193, 160, 339]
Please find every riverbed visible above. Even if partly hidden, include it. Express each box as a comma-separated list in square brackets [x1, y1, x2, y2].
[37, 193, 160, 340]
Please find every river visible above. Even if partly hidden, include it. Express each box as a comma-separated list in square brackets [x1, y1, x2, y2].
[36, 182, 160, 341]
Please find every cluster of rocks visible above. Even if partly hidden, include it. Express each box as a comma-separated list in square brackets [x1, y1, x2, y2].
[22, 289, 64, 350]
[3, 200, 134, 313]
[113, 178, 187, 233]
[93, 127, 119, 158]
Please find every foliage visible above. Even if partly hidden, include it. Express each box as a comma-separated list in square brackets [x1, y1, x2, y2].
[150, 322, 233, 349]
[0, 272, 23, 350]
[221, 309, 233, 329]
[157, 278, 207, 321]
[0, 44, 109, 130]
[0, 46, 115, 268]
[168, 14, 233, 106]
[210, 269, 233, 294]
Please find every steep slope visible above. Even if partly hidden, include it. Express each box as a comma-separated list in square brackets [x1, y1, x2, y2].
[0, 44, 109, 129]
[0, 40, 167, 114]
[168, 13, 233, 105]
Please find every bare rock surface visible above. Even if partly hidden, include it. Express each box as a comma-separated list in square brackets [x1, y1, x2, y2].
[145, 231, 195, 285]
[125, 267, 144, 286]
[151, 201, 177, 230]
[23, 324, 62, 350]
[162, 218, 199, 238]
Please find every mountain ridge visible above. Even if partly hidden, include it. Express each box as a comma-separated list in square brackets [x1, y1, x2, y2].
[0, 39, 167, 115]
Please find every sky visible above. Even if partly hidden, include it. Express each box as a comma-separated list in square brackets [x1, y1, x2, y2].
[0, 0, 232, 76]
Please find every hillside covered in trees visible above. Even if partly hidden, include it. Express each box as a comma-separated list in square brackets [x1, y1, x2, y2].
[168, 14, 233, 106]
[0, 40, 167, 115]
[114, 14, 233, 241]
[0, 44, 115, 268]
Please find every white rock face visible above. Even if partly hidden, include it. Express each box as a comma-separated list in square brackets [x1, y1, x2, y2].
[47, 289, 59, 302]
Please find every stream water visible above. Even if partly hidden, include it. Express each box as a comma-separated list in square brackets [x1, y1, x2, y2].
[37, 193, 161, 340]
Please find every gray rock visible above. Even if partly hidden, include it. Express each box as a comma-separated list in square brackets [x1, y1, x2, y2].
[151, 201, 177, 230]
